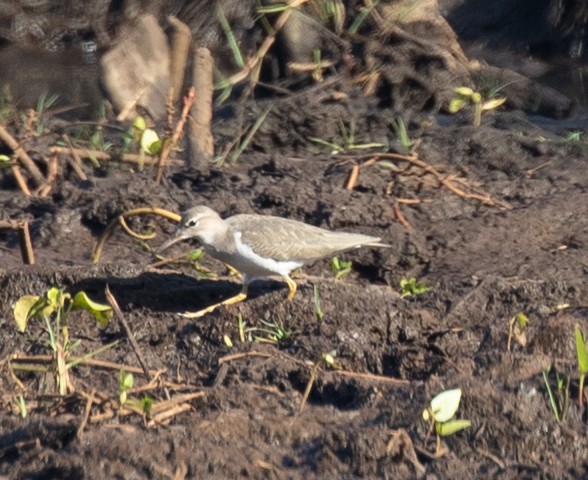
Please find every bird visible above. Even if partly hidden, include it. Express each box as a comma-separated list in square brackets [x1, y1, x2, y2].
[159, 206, 389, 317]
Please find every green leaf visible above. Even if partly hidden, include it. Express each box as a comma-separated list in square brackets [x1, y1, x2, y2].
[481, 97, 506, 111]
[140, 129, 160, 154]
[71, 291, 112, 327]
[400, 277, 431, 298]
[13, 295, 41, 332]
[331, 257, 352, 279]
[46, 287, 66, 312]
[423, 388, 462, 423]
[132, 115, 147, 140]
[140, 395, 155, 414]
[575, 325, 588, 374]
[453, 86, 475, 97]
[448, 97, 467, 113]
[436, 419, 471, 436]
[120, 369, 134, 391]
[514, 312, 529, 329]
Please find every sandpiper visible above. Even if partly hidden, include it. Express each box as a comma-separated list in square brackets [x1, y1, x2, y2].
[159, 206, 389, 317]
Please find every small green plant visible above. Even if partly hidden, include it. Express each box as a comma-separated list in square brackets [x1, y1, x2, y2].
[542, 368, 569, 422]
[17, 395, 27, 419]
[254, 320, 292, 344]
[236, 315, 292, 344]
[400, 277, 431, 298]
[309, 118, 387, 155]
[574, 324, 588, 408]
[422, 388, 471, 454]
[119, 369, 134, 406]
[132, 116, 163, 155]
[118, 369, 155, 416]
[12, 287, 113, 395]
[0, 88, 16, 123]
[391, 117, 418, 155]
[223, 334, 233, 348]
[213, 107, 272, 165]
[564, 131, 586, 142]
[331, 256, 352, 279]
[507, 312, 529, 351]
[28, 92, 60, 134]
[348, 0, 380, 34]
[448, 86, 506, 127]
[0, 154, 10, 169]
[313, 285, 324, 321]
[322, 350, 341, 369]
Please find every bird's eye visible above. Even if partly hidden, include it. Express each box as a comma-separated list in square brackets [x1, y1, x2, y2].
[186, 218, 198, 228]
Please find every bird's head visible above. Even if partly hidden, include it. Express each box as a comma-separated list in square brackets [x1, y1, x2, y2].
[159, 206, 224, 252]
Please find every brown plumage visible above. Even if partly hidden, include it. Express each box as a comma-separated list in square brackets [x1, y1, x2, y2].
[159, 206, 389, 317]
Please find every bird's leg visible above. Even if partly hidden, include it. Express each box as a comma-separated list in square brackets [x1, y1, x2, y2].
[284, 275, 297, 301]
[180, 280, 249, 318]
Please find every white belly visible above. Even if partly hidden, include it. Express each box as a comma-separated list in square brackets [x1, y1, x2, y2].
[204, 232, 303, 278]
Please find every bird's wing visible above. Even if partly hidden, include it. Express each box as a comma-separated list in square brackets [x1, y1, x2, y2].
[230, 215, 386, 262]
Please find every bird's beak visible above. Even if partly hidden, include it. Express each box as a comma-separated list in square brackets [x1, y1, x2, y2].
[158, 231, 188, 253]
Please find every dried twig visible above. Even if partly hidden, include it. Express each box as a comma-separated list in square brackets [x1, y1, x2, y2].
[155, 87, 196, 183]
[334, 369, 409, 385]
[49, 146, 181, 166]
[76, 389, 95, 440]
[105, 286, 152, 380]
[218, 351, 273, 364]
[92, 207, 181, 263]
[299, 361, 319, 413]
[10, 354, 162, 377]
[10, 165, 32, 195]
[0, 220, 35, 264]
[118, 215, 157, 240]
[351, 152, 510, 209]
[0, 123, 45, 187]
[61, 134, 88, 180]
[36, 151, 59, 196]
[224, 0, 310, 88]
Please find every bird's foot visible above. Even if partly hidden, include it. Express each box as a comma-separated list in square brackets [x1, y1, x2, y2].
[285, 275, 298, 301]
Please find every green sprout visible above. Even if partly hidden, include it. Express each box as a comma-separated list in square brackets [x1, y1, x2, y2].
[313, 285, 324, 321]
[507, 312, 529, 351]
[254, 320, 292, 344]
[574, 324, 588, 408]
[422, 388, 471, 454]
[564, 131, 586, 142]
[118, 369, 155, 416]
[223, 334, 234, 348]
[119, 369, 134, 406]
[331, 256, 352, 279]
[542, 368, 569, 422]
[348, 0, 380, 34]
[391, 117, 418, 155]
[12, 287, 113, 395]
[28, 92, 60, 134]
[400, 277, 431, 298]
[309, 118, 387, 155]
[448, 86, 506, 127]
[17, 395, 27, 419]
[322, 350, 341, 369]
[234, 314, 291, 344]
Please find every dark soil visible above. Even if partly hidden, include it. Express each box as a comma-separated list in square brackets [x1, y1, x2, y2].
[1, 5, 588, 480]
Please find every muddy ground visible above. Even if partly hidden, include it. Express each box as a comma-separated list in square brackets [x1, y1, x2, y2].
[1, 7, 588, 480]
